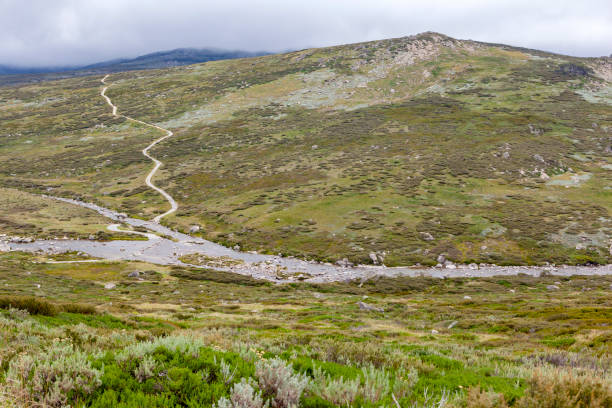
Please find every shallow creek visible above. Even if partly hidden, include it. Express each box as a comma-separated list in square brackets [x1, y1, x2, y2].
[4, 196, 611, 282]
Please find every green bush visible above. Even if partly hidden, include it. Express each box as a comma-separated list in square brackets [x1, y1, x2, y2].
[61, 302, 97, 314]
[0, 296, 58, 316]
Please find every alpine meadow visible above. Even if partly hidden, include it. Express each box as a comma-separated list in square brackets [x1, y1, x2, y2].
[0, 30, 611, 407]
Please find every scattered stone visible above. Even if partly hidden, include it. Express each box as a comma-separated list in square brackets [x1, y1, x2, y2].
[501, 151, 510, 159]
[431, 329, 439, 335]
[420, 232, 434, 241]
[128, 271, 140, 278]
[528, 124, 543, 136]
[447, 321, 458, 329]
[463, 295, 472, 300]
[468, 263, 479, 270]
[369, 252, 378, 264]
[444, 260, 456, 269]
[437, 254, 446, 264]
[358, 301, 384, 312]
[189, 225, 200, 233]
[104, 283, 116, 289]
[510, 289, 516, 293]
[546, 285, 560, 291]
[336, 258, 353, 268]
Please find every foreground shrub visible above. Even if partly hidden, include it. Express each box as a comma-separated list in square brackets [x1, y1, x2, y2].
[310, 364, 360, 406]
[5, 345, 103, 407]
[216, 378, 269, 408]
[256, 357, 310, 408]
[464, 387, 509, 408]
[361, 364, 391, 403]
[0, 296, 58, 316]
[515, 369, 612, 408]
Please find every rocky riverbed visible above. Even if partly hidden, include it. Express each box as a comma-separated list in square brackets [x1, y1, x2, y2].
[1, 195, 611, 283]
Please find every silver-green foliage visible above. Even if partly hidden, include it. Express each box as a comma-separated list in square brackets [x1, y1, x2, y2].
[6, 344, 103, 407]
[310, 364, 361, 406]
[215, 378, 269, 408]
[255, 357, 310, 408]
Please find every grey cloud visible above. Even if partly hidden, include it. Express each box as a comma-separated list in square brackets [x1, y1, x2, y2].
[1, 0, 610, 67]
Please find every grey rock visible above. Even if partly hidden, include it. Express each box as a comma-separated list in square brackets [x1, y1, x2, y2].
[431, 329, 439, 335]
[104, 283, 116, 289]
[447, 321, 458, 329]
[528, 124, 543, 136]
[128, 271, 140, 278]
[546, 285, 560, 291]
[369, 252, 378, 264]
[420, 232, 434, 241]
[358, 301, 384, 312]
[336, 258, 353, 268]
[189, 225, 200, 233]
[468, 263, 479, 270]
[437, 254, 446, 264]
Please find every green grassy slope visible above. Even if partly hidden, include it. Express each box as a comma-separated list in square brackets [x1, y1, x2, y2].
[0, 32, 610, 265]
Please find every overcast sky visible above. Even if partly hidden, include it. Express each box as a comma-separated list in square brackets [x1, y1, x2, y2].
[2, 0, 611, 67]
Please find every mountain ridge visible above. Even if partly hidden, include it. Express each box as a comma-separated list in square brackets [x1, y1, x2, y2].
[0, 47, 269, 86]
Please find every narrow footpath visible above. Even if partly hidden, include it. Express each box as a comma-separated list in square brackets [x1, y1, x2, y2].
[101, 75, 178, 222]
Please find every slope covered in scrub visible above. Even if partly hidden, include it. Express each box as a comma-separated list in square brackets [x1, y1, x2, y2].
[0, 32, 610, 266]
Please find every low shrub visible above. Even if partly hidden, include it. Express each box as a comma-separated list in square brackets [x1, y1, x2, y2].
[515, 369, 612, 408]
[310, 364, 360, 406]
[61, 302, 97, 315]
[216, 378, 268, 408]
[361, 364, 390, 403]
[171, 268, 269, 286]
[0, 296, 58, 316]
[256, 357, 310, 408]
[5, 345, 103, 407]
[464, 387, 509, 408]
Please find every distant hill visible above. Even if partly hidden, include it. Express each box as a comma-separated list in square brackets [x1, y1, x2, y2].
[0, 48, 269, 86]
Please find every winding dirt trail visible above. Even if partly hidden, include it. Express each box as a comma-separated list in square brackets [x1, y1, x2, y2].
[101, 75, 178, 222]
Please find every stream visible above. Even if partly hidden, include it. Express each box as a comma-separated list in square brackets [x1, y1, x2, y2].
[3, 196, 611, 283]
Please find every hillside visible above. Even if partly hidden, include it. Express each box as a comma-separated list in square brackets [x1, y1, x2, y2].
[0, 32, 610, 266]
